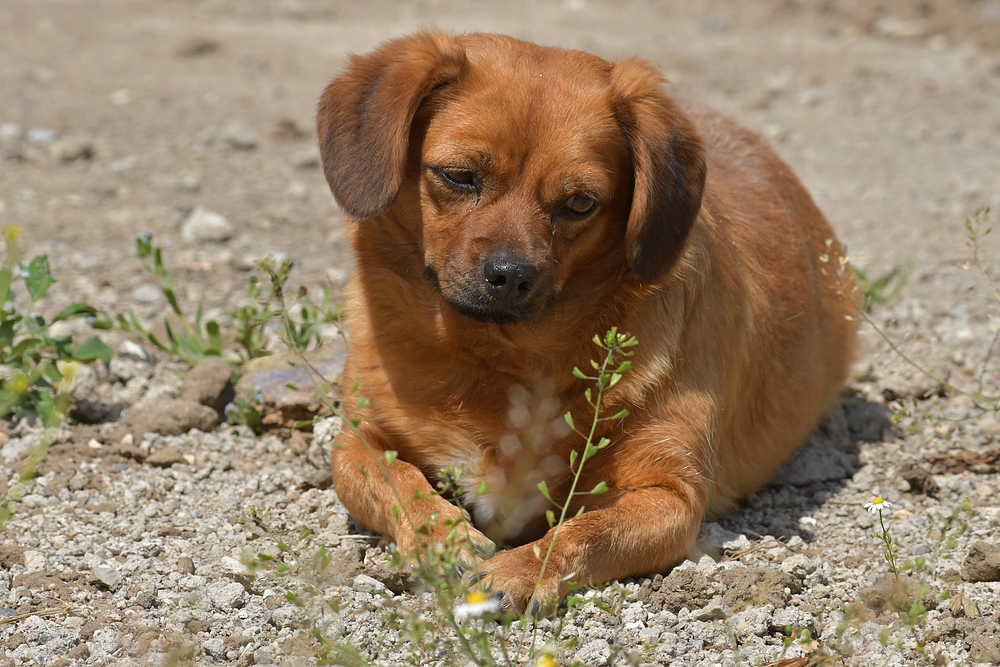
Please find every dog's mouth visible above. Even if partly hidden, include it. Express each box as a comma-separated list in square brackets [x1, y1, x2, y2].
[425, 264, 550, 325]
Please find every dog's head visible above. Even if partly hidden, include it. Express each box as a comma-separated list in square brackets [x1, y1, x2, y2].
[318, 31, 706, 325]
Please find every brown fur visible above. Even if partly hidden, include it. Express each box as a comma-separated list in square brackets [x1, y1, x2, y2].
[317, 30, 858, 615]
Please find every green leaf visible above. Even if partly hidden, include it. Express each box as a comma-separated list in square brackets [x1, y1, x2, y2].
[597, 437, 611, 449]
[609, 409, 629, 420]
[72, 336, 114, 363]
[572, 367, 588, 380]
[537, 480, 551, 500]
[616, 361, 632, 373]
[569, 450, 578, 468]
[384, 450, 398, 466]
[589, 481, 608, 495]
[23, 255, 55, 302]
[477, 480, 487, 496]
[36, 392, 60, 428]
[563, 412, 574, 429]
[545, 509, 556, 528]
[52, 302, 99, 322]
[609, 372, 622, 387]
[355, 396, 370, 410]
[0, 268, 13, 308]
[206, 320, 223, 354]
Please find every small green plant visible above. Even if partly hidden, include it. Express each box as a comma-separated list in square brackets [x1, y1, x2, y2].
[854, 265, 907, 312]
[864, 496, 899, 579]
[100, 233, 224, 366]
[232, 255, 342, 362]
[0, 225, 113, 425]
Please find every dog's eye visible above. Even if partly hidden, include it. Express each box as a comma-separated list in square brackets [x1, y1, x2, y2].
[435, 168, 478, 193]
[561, 194, 597, 217]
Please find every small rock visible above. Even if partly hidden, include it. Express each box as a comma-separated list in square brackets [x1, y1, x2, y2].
[180, 358, 234, 413]
[573, 638, 611, 667]
[91, 564, 122, 591]
[874, 16, 931, 39]
[769, 607, 816, 635]
[697, 522, 751, 559]
[729, 604, 773, 641]
[207, 581, 247, 610]
[692, 596, 729, 621]
[780, 553, 820, 579]
[962, 541, 1000, 582]
[352, 574, 388, 595]
[130, 283, 163, 305]
[181, 206, 233, 243]
[26, 127, 58, 145]
[123, 398, 220, 437]
[22, 550, 45, 573]
[235, 347, 346, 427]
[220, 119, 259, 149]
[51, 137, 95, 162]
[203, 637, 226, 658]
[0, 123, 23, 141]
[145, 445, 190, 468]
[177, 556, 196, 574]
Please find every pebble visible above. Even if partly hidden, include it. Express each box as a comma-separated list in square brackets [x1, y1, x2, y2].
[574, 638, 611, 666]
[91, 564, 123, 591]
[145, 444, 191, 468]
[352, 574, 388, 595]
[208, 581, 247, 610]
[124, 398, 220, 437]
[0, 122, 23, 141]
[180, 358, 234, 413]
[131, 283, 163, 304]
[181, 206, 234, 243]
[692, 596, 729, 621]
[177, 556, 196, 574]
[697, 522, 751, 558]
[220, 119, 259, 149]
[962, 541, 1000, 582]
[25, 127, 58, 145]
[51, 136, 95, 162]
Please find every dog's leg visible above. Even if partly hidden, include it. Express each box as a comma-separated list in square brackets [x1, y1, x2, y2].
[475, 479, 705, 615]
[331, 427, 496, 566]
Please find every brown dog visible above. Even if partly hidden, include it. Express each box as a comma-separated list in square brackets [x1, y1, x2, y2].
[316, 31, 857, 615]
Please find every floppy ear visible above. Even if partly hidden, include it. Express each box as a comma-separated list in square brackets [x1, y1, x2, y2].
[316, 31, 468, 220]
[610, 58, 706, 283]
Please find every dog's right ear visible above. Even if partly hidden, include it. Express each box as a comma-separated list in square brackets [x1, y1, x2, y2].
[317, 31, 468, 220]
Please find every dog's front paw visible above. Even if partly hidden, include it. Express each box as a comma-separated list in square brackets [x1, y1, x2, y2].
[474, 543, 568, 617]
[395, 515, 496, 572]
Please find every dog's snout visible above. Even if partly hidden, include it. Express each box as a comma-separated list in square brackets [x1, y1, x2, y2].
[483, 254, 538, 302]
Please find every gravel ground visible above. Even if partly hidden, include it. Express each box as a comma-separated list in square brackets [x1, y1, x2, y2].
[2, 1, 1000, 665]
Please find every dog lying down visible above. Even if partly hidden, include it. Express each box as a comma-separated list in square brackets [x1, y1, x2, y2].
[316, 30, 858, 616]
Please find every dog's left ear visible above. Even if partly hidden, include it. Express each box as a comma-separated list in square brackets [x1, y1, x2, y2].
[611, 59, 707, 283]
[316, 31, 468, 220]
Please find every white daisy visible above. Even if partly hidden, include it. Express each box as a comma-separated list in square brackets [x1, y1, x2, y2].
[863, 496, 892, 514]
[454, 591, 501, 621]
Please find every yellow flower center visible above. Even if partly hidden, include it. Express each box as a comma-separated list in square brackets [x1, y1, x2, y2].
[465, 591, 488, 605]
[872, 496, 884, 505]
[536, 657, 556, 667]
[2, 225, 22, 246]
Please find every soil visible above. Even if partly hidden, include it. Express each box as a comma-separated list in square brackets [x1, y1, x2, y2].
[2, 1, 1000, 666]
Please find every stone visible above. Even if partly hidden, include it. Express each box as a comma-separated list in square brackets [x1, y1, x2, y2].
[180, 358, 234, 413]
[220, 119, 259, 149]
[769, 607, 816, 636]
[123, 398, 220, 437]
[51, 137, 94, 162]
[207, 581, 247, 610]
[25, 127, 57, 145]
[235, 346, 346, 427]
[203, 637, 226, 658]
[91, 564, 122, 591]
[697, 522, 751, 559]
[962, 541, 1000, 582]
[177, 556, 196, 574]
[573, 638, 611, 667]
[729, 604, 773, 641]
[181, 206, 233, 243]
[22, 550, 45, 573]
[692, 596, 729, 621]
[779, 553, 820, 580]
[352, 574, 387, 595]
[145, 445, 190, 468]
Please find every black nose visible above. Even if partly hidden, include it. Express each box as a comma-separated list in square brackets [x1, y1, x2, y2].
[483, 254, 538, 303]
